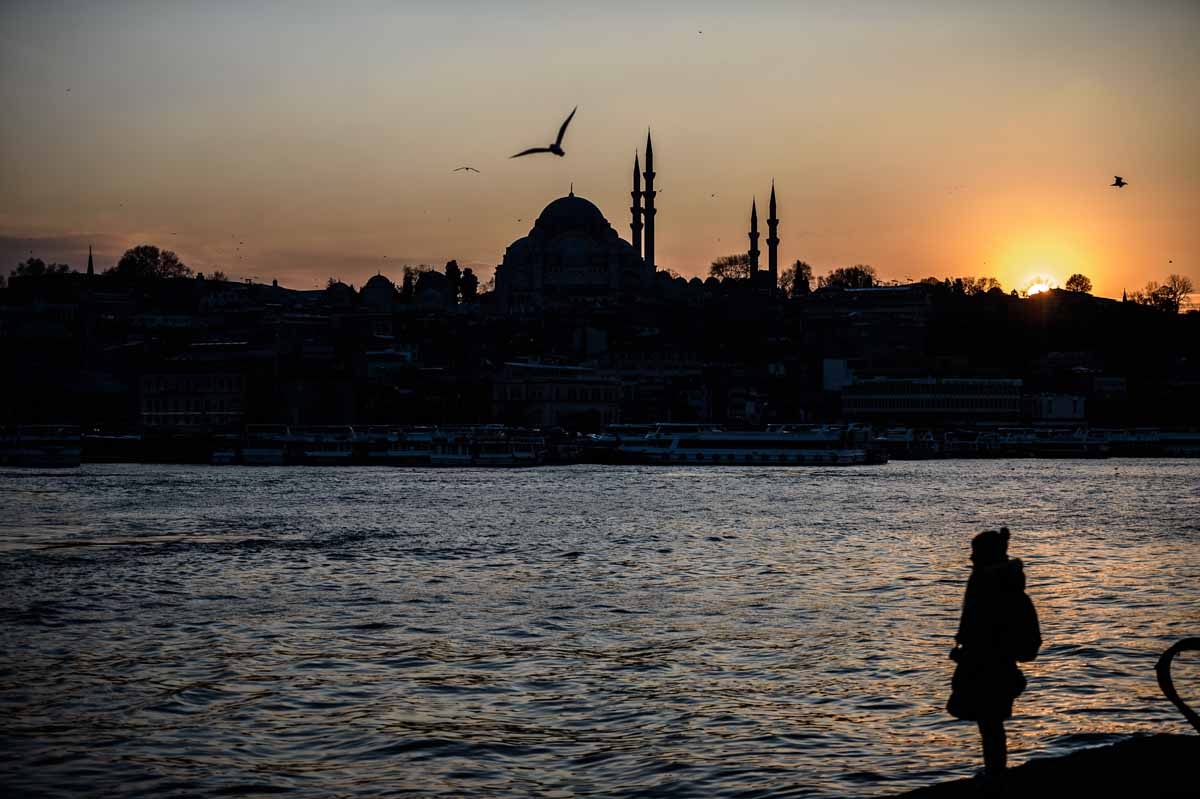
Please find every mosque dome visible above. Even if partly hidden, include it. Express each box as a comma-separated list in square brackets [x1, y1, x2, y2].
[533, 194, 611, 237]
[361, 273, 397, 309]
[363, 273, 394, 290]
[494, 185, 652, 311]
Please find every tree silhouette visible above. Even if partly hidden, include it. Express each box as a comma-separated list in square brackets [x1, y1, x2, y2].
[960, 276, 1002, 295]
[401, 265, 434, 302]
[1132, 274, 1194, 313]
[1064, 273, 1093, 293]
[111, 246, 191, 280]
[1162, 273, 1194, 311]
[11, 258, 72, 278]
[781, 260, 812, 297]
[460, 267, 479, 303]
[819, 264, 876, 289]
[709, 253, 753, 280]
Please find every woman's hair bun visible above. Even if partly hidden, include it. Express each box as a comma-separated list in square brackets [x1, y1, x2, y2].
[999, 527, 1010, 541]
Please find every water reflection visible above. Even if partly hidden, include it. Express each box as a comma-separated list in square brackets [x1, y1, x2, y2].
[0, 460, 1196, 797]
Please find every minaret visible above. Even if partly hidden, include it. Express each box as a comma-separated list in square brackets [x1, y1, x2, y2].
[86, 245, 94, 277]
[631, 152, 643, 261]
[642, 130, 656, 271]
[748, 199, 760, 274]
[767, 182, 779, 289]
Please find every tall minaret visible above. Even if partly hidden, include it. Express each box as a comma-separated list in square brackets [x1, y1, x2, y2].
[748, 199, 760, 274]
[642, 130, 656, 271]
[631, 152, 643, 261]
[767, 182, 779, 289]
[86, 245, 94, 277]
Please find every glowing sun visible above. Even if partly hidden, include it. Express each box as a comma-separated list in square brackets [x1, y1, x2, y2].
[1024, 276, 1058, 296]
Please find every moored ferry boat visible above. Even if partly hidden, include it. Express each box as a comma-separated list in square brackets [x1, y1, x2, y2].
[81, 431, 143, 463]
[0, 425, 82, 468]
[616, 424, 886, 466]
[243, 424, 289, 465]
[288, 425, 357, 464]
[210, 434, 239, 465]
[1095, 428, 1161, 457]
[430, 428, 475, 466]
[473, 428, 546, 467]
[1031, 428, 1111, 458]
[873, 427, 941, 460]
[943, 429, 1001, 458]
[424, 426, 550, 467]
[1159, 430, 1200, 457]
[363, 427, 437, 465]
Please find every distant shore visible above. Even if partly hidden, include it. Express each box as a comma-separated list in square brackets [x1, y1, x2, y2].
[895, 734, 1198, 798]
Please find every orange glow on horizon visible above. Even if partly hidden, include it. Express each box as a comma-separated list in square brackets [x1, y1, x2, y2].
[1025, 278, 1056, 296]
[0, 4, 1196, 300]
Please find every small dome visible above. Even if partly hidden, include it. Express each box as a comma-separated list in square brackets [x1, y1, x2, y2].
[361, 273, 397, 309]
[323, 280, 357, 306]
[363, 273, 395, 291]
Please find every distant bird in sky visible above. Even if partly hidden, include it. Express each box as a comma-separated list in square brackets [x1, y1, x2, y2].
[1111, 176, 1127, 188]
[511, 106, 577, 158]
[453, 166, 480, 173]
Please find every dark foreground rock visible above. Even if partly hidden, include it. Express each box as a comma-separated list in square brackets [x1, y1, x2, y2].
[896, 734, 1198, 798]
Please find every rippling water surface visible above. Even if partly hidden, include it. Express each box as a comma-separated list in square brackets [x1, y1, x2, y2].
[1, 461, 1197, 797]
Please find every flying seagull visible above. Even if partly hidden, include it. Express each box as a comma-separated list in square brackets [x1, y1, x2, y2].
[1111, 176, 1127, 188]
[511, 106, 577, 158]
[454, 166, 480, 173]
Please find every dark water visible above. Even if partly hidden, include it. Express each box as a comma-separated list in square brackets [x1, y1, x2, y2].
[1, 461, 1197, 797]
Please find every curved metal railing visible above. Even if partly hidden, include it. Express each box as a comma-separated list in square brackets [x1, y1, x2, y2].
[1156, 637, 1200, 733]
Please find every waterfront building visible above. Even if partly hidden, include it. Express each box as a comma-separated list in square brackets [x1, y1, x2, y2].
[141, 369, 245, 431]
[491, 360, 622, 430]
[841, 377, 1023, 424]
[1029, 393, 1086, 422]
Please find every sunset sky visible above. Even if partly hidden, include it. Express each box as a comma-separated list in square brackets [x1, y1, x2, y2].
[2, 1, 1197, 298]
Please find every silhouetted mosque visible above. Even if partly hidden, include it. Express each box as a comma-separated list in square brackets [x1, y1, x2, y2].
[495, 131, 782, 311]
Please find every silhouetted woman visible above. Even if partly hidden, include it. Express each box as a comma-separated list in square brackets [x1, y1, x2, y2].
[947, 527, 1041, 778]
